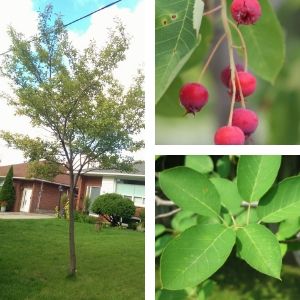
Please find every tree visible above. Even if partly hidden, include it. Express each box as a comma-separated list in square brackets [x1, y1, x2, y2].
[0, 166, 15, 211]
[91, 193, 136, 226]
[0, 5, 144, 276]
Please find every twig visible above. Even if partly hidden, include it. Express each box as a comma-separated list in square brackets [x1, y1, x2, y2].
[221, 0, 236, 126]
[155, 195, 175, 206]
[203, 5, 222, 16]
[156, 208, 181, 219]
[199, 33, 226, 81]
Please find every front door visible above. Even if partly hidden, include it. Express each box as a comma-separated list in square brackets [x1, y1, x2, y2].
[20, 188, 32, 212]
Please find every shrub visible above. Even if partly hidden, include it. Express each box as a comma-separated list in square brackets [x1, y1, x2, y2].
[0, 166, 15, 211]
[91, 193, 135, 226]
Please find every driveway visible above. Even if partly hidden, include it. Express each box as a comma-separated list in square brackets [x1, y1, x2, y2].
[0, 212, 55, 219]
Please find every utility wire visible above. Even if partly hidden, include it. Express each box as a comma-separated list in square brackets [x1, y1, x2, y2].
[0, 0, 122, 56]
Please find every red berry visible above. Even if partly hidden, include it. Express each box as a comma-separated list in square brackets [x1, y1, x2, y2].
[231, 0, 262, 25]
[229, 71, 256, 101]
[232, 108, 259, 136]
[221, 64, 244, 87]
[179, 83, 208, 115]
[214, 126, 245, 145]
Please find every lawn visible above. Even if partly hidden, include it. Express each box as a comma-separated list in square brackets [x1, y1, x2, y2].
[0, 219, 144, 300]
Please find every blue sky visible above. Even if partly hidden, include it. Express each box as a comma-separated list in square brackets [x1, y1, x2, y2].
[32, 0, 139, 32]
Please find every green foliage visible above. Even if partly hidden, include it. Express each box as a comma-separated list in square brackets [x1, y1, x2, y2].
[91, 193, 135, 226]
[0, 166, 15, 211]
[27, 160, 61, 181]
[185, 155, 213, 174]
[74, 211, 98, 224]
[257, 176, 300, 223]
[276, 217, 300, 241]
[210, 178, 243, 215]
[237, 156, 281, 202]
[157, 155, 300, 294]
[160, 224, 236, 290]
[82, 196, 91, 214]
[0, 5, 144, 177]
[156, 224, 166, 237]
[159, 166, 221, 218]
[228, 0, 285, 83]
[236, 224, 282, 279]
[155, 0, 204, 102]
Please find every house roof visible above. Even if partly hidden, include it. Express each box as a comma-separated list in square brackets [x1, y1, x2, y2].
[81, 161, 145, 177]
[0, 162, 70, 186]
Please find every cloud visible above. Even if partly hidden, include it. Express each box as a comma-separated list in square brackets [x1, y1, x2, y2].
[0, 0, 145, 165]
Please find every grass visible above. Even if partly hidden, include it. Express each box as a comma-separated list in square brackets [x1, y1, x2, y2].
[0, 219, 144, 300]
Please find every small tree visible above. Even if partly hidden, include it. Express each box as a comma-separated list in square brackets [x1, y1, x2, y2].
[0, 5, 144, 276]
[91, 193, 135, 226]
[0, 166, 15, 210]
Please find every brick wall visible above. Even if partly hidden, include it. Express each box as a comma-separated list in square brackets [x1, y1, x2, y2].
[76, 175, 102, 210]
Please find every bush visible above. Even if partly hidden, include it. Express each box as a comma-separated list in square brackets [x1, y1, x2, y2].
[74, 211, 98, 224]
[91, 193, 135, 226]
[0, 166, 15, 211]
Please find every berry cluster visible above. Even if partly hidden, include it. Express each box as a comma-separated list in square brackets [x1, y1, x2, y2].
[179, 0, 262, 145]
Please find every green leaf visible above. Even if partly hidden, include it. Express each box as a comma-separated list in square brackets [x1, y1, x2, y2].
[277, 218, 300, 241]
[236, 224, 282, 279]
[257, 176, 300, 223]
[210, 178, 243, 215]
[279, 243, 288, 258]
[156, 234, 173, 257]
[156, 224, 167, 237]
[161, 224, 236, 289]
[159, 166, 221, 218]
[156, 17, 213, 117]
[235, 208, 259, 226]
[171, 210, 198, 232]
[156, 289, 188, 300]
[185, 155, 213, 174]
[237, 156, 281, 202]
[216, 156, 231, 178]
[229, 0, 285, 83]
[155, 0, 204, 103]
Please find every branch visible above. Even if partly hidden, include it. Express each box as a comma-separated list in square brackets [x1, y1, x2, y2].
[155, 195, 175, 206]
[156, 208, 181, 219]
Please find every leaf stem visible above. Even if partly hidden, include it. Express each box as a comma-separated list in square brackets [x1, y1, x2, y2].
[246, 203, 251, 225]
[199, 33, 226, 81]
[203, 5, 222, 16]
[221, 0, 236, 126]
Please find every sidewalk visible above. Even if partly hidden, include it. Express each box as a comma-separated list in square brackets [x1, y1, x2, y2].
[0, 212, 55, 219]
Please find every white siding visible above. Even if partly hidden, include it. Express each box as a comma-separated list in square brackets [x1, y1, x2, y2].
[100, 177, 116, 194]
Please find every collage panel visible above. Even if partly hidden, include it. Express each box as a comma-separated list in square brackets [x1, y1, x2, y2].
[0, 1, 147, 299]
[155, 0, 300, 145]
[155, 155, 300, 299]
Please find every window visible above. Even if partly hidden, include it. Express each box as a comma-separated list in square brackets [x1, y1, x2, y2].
[133, 196, 145, 206]
[86, 186, 101, 210]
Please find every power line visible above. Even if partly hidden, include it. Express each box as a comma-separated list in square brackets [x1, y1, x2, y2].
[0, 0, 122, 56]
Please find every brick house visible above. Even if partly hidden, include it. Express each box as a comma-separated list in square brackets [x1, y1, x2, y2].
[0, 163, 70, 213]
[76, 162, 145, 216]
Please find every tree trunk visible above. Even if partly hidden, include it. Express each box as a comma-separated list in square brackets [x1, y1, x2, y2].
[68, 170, 76, 276]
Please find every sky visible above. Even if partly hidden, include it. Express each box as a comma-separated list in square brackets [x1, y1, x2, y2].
[0, 0, 145, 166]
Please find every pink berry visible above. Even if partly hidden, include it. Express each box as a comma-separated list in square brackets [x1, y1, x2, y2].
[232, 108, 259, 136]
[231, 0, 262, 25]
[229, 71, 256, 101]
[214, 126, 245, 145]
[179, 83, 209, 115]
[221, 64, 244, 87]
